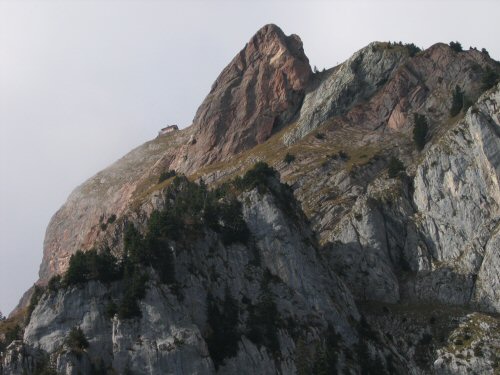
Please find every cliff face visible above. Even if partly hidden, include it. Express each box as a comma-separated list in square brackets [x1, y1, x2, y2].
[324, 86, 500, 309]
[3, 24, 500, 375]
[4, 179, 363, 375]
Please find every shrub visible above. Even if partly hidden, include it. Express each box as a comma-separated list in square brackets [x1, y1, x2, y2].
[210, 199, 250, 246]
[66, 326, 89, 352]
[315, 132, 325, 140]
[413, 113, 428, 150]
[107, 214, 117, 224]
[235, 162, 277, 193]
[246, 283, 280, 354]
[311, 326, 341, 375]
[449, 41, 463, 52]
[31, 354, 58, 375]
[481, 67, 499, 90]
[206, 289, 240, 368]
[158, 170, 176, 183]
[26, 285, 44, 324]
[473, 345, 484, 357]
[295, 338, 312, 375]
[450, 85, 464, 117]
[47, 275, 62, 291]
[117, 268, 148, 320]
[4, 324, 21, 344]
[64, 249, 121, 286]
[387, 157, 405, 178]
[143, 235, 176, 284]
[284, 153, 296, 164]
[105, 301, 118, 319]
[338, 150, 349, 160]
[405, 43, 421, 57]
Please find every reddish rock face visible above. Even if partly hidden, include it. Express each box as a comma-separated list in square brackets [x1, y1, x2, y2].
[173, 24, 312, 172]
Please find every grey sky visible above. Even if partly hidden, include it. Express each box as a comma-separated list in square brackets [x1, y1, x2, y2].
[1, 0, 499, 315]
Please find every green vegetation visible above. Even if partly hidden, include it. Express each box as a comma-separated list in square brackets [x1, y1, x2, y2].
[64, 249, 121, 285]
[48, 275, 62, 291]
[26, 285, 44, 324]
[107, 214, 117, 224]
[57, 163, 295, 323]
[413, 113, 429, 150]
[58, 234, 148, 320]
[158, 170, 177, 183]
[315, 132, 326, 140]
[66, 326, 89, 357]
[0, 323, 21, 352]
[205, 289, 240, 368]
[32, 355, 58, 375]
[450, 85, 464, 117]
[147, 176, 250, 246]
[105, 301, 118, 319]
[0, 309, 26, 353]
[356, 317, 386, 375]
[233, 161, 278, 193]
[311, 326, 341, 375]
[295, 338, 311, 375]
[449, 41, 463, 52]
[333, 150, 349, 160]
[117, 265, 148, 320]
[246, 274, 280, 354]
[284, 153, 296, 164]
[405, 42, 421, 57]
[384, 41, 421, 57]
[60, 171, 255, 319]
[387, 157, 405, 178]
[296, 334, 345, 374]
[481, 66, 499, 91]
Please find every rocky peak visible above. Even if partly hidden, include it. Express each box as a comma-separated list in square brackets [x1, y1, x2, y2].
[172, 24, 312, 173]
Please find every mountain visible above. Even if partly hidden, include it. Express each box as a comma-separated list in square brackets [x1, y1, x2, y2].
[2, 24, 500, 375]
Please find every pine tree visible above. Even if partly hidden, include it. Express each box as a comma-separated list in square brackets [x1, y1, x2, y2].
[450, 85, 464, 116]
[413, 114, 428, 150]
[295, 338, 311, 375]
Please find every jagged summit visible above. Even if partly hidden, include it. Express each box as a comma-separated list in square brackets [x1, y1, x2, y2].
[171, 24, 312, 172]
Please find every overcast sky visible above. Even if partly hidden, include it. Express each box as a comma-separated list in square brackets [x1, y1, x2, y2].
[1, 0, 499, 315]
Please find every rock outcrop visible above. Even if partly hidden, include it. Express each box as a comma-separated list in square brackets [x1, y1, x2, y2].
[172, 24, 312, 172]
